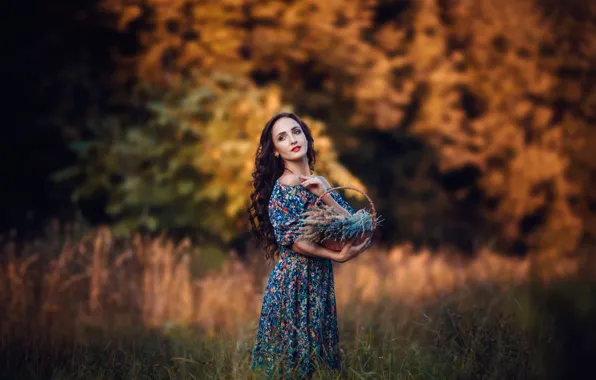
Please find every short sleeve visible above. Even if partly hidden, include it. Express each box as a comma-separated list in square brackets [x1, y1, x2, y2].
[268, 187, 305, 248]
[328, 190, 356, 216]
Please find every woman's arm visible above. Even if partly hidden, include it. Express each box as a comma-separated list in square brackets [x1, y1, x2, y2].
[292, 238, 370, 263]
[291, 239, 344, 262]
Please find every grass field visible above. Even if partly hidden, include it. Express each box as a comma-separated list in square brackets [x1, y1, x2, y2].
[1, 226, 594, 379]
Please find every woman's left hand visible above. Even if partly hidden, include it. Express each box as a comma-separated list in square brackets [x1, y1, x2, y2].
[299, 175, 330, 197]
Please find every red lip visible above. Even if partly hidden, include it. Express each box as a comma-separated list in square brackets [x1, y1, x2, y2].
[291, 146, 301, 152]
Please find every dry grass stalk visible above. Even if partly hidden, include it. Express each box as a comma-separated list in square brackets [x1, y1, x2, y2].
[0, 224, 585, 341]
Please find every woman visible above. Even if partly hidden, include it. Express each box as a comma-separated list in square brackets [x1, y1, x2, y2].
[247, 112, 371, 378]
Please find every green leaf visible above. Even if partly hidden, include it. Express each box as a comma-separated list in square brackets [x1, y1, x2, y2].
[69, 141, 94, 154]
[142, 215, 158, 231]
[122, 176, 142, 191]
[125, 129, 145, 143]
[177, 180, 195, 195]
[51, 167, 80, 182]
[106, 202, 123, 215]
[181, 87, 215, 109]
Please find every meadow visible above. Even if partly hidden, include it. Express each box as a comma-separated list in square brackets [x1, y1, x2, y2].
[4, 1, 596, 379]
[1, 223, 594, 379]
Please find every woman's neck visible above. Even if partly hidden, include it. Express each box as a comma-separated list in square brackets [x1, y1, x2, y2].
[284, 160, 310, 177]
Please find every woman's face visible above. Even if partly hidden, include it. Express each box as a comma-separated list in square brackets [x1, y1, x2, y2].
[271, 117, 308, 160]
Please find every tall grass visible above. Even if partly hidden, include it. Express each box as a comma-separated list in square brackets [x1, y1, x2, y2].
[0, 223, 594, 379]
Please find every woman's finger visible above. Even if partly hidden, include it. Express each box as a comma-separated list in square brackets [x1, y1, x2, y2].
[303, 180, 321, 188]
[355, 242, 367, 251]
[355, 239, 368, 250]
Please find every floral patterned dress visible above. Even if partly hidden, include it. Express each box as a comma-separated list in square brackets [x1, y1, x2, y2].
[251, 179, 356, 378]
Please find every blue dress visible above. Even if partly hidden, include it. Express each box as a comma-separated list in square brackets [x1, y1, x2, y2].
[251, 179, 356, 378]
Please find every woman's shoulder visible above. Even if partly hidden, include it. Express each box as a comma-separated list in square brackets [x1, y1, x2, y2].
[269, 175, 305, 210]
[277, 173, 301, 186]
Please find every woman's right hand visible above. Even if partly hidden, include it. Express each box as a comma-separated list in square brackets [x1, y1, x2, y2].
[337, 238, 370, 263]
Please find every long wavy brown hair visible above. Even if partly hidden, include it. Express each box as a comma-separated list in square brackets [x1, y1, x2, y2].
[247, 112, 317, 262]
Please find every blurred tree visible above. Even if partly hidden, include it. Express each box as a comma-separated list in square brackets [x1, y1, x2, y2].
[543, 0, 596, 271]
[96, 0, 468, 248]
[55, 70, 364, 240]
[417, 0, 580, 259]
[83, 0, 596, 259]
[99, 0, 387, 117]
[380, 0, 596, 264]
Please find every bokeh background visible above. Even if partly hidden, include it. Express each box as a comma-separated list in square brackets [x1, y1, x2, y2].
[2, 0, 596, 379]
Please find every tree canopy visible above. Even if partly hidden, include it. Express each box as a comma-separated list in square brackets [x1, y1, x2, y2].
[45, 0, 596, 264]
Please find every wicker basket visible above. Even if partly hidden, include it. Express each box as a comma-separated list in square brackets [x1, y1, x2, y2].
[311, 186, 378, 252]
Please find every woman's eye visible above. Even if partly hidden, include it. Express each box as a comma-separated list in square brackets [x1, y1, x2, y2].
[278, 130, 300, 141]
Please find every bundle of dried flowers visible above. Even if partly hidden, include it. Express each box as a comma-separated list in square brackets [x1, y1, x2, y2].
[296, 187, 382, 251]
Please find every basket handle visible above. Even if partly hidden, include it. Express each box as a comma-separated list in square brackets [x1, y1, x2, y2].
[314, 186, 377, 229]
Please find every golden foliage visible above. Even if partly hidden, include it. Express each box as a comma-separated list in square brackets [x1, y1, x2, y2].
[408, 0, 595, 266]
[190, 73, 366, 225]
[93, 0, 596, 262]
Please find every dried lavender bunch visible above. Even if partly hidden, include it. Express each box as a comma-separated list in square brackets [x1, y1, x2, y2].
[296, 204, 343, 242]
[297, 204, 382, 245]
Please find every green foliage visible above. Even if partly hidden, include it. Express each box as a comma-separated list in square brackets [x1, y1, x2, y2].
[56, 70, 365, 240]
